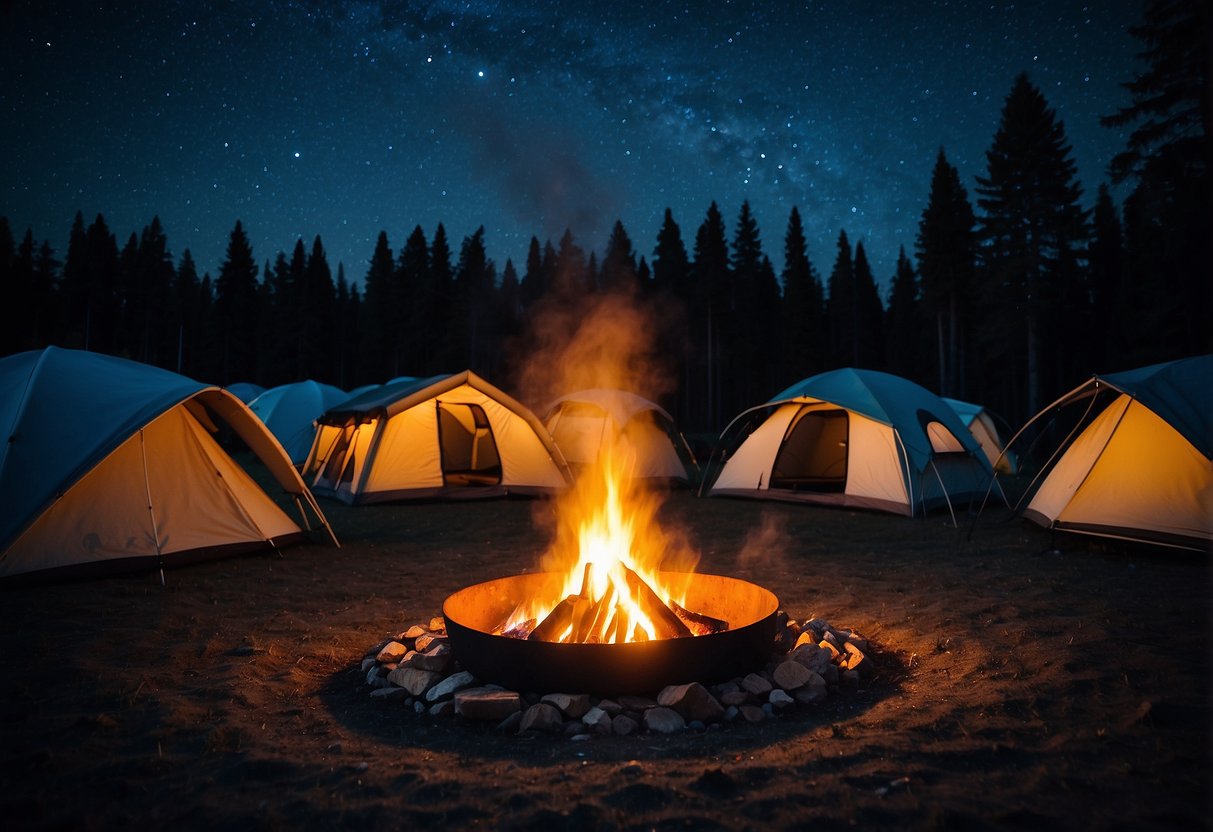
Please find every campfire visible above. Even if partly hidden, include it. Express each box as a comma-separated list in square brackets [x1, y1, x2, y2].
[443, 435, 779, 693]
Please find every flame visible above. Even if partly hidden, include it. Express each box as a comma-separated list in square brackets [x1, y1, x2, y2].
[503, 434, 697, 643]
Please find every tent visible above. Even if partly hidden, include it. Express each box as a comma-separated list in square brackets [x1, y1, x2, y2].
[543, 389, 699, 483]
[944, 398, 1018, 474]
[249, 380, 349, 465]
[225, 382, 265, 403]
[1017, 355, 1212, 551]
[0, 347, 336, 581]
[303, 371, 572, 503]
[702, 368, 993, 518]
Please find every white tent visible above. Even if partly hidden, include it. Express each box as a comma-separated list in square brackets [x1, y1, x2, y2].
[249, 380, 349, 465]
[0, 348, 335, 581]
[703, 368, 993, 519]
[543, 389, 699, 483]
[303, 371, 572, 503]
[944, 398, 1018, 474]
[1018, 355, 1212, 551]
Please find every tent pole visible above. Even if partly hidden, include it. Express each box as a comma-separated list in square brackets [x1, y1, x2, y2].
[928, 459, 958, 528]
[138, 428, 167, 585]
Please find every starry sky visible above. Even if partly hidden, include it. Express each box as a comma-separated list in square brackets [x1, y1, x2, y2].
[2, 0, 1143, 293]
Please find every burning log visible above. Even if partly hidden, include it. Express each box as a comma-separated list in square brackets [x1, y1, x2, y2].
[671, 601, 729, 636]
[623, 567, 692, 640]
[528, 595, 581, 642]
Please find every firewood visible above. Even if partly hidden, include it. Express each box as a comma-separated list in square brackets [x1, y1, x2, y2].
[576, 585, 617, 642]
[623, 567, 692, 639]
[528, 595, 580, 642]
[671, 601, 729, 635]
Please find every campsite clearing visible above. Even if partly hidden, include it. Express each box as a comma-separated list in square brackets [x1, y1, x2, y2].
[0, 494, 1207, 829]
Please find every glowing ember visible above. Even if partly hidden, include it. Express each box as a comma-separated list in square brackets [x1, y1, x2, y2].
[495, 435, 723, 643]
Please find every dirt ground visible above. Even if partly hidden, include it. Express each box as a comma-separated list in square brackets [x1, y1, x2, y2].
[1, 490, 1210, 831]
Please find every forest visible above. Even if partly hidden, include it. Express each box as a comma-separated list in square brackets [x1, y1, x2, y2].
[1, 4, 1208, 436]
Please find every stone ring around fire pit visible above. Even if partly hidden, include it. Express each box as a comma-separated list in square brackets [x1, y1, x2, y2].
[443, 571, 780, 695]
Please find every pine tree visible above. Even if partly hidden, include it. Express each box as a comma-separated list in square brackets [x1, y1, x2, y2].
[975, 73, 1088, 420]
[690, 202, 731, 430]
[520, 236, 546, 308]
[554, 229, 588, 297]
[1087, 185, 1126, 369]
[0, 220, 22, 355]
[600, 220, 638, 293]
[651, 208, 689, 297]
[301, 235, 336, 381]
[214, 220, 261, 385]
[1102, 0, 1211, 358]
[826, 229, 855, 367]
[171, 249, 204, 377]
[884, 247, 928, 384]
[399, 225, 431, 374]
[730, 201, 778, 410]
[852, 241, 884, 368]
[361, 231, 394, 383]
[916, 149, 977, 397]
[779, 206, 824, 386]
[429, 224, 455, 374]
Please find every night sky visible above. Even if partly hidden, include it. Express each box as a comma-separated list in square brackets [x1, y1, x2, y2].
[3, 1, 1143, 291]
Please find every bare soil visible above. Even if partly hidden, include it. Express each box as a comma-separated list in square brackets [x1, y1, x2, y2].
[1, 492, 1209, 830]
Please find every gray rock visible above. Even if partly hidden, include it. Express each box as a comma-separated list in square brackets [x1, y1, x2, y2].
[410, 643, 453, 673]
[369, 687, 408, 700]
[541, 692, 592, 718]
[518, 703, 563, 734]
[769, 689, 795, 708]
[386, 666, 441, 697]
[617, 694, 657, 711]
[403, 624, 428, 640]
[596, 698, 623, 716]
[612, 714, 640, 736]
[657, 682, 724, 722]
[740, 673, 773, 697]
[643, 706, 686, 734]
[772, 659, 813, 691]
[455, 688, 521, 722]
[739, 704, 766, 723]
[428, 700, 456, 717]
[425, 670, 476, 703]
[581, 706, 613, 734]
[720, 690, 750, 707]
[793, 671, 828, 704]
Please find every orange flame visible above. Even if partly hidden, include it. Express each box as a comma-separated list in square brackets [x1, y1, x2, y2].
[503, 433, 698, 643]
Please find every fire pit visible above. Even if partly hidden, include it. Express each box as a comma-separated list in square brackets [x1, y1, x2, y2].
[444, 571, 779, 694]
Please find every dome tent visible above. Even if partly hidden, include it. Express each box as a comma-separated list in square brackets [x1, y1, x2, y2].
[702, 368, 993, 520]
[0, 347, 336, 581]
[543, 388, 699, 483]
[249, 380, 349, 465]
[1015, 355, 1211, 552]
[944, 398, 1018, 474]
[303, 371, 572, 503]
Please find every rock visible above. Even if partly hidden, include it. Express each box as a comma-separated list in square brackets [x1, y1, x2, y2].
[841, 669, 861, 689]
[724, 705, 740, 722]
[794, 631, 817, 649]
[772, 660, 813, 691]
[617, 694, 657, 711]
[790, 643, 833, 676]
[720, 690, 750, 707]
[428, 700, 456, 717]
[596, 698, 623, 716]
[414, 633, 446, 652]
[518, 703, 563, 734]
[713, 680, 740, 696]
[541, 692, 592, 718]
[428, 616, 446, 632]
[582, 706, 613, 734]
[410, 643, 453, 673]
[369, 687, 407, 700]
[643, 707, 686, 734]
[570, 733, 592, 742]
[793, 671, 828, 704]
[846, 633, 870, 652]
[611, 714, 640, 736]
[376, 641, 408, 663]
[496, 711, 523, 733]
[424, 670, 476, 703]
[386, 667, 441, 697]
[413, 700, 425, 714]
[843, 642, 867, 674]
[769, 689, 795, 708]
[365, 666, 382, 687]
[657, 682, 724, 722]
[404, 625, 428, 640]
[360, 657, 377, 672]
[739, 704, 766, 723]
[818, 639, 842, 662]
[740, 673, 772, 697]
[455, 688, 521, 722]
[823, 664, 840, 685]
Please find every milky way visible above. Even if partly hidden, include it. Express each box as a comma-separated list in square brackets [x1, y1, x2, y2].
[2, 0, 1141, 290]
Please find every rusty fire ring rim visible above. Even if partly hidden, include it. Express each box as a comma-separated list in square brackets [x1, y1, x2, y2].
[443, 571, 780, 696]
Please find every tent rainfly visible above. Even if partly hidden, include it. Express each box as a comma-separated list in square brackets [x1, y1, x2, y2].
[0, 347, 336, 582]
[249, 380, 349, 466]
[702, 368, 994, 519]
[944, 398, 1018, 474]
[543, 389, 700, 483]
[225, 382, 266, 404]
[1015, 354, 1212, 552]
[303, 371, 572, 503]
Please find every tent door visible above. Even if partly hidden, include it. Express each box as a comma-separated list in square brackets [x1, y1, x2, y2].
[770, 408, 848, 492]
[436, 401, 503, 486]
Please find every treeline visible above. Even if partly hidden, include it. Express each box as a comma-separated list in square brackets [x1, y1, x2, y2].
[1, 6, 1208, 432]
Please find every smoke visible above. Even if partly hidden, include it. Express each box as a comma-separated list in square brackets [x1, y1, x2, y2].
[734, 511, 793, 577]
[511, 286, 676, 415]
